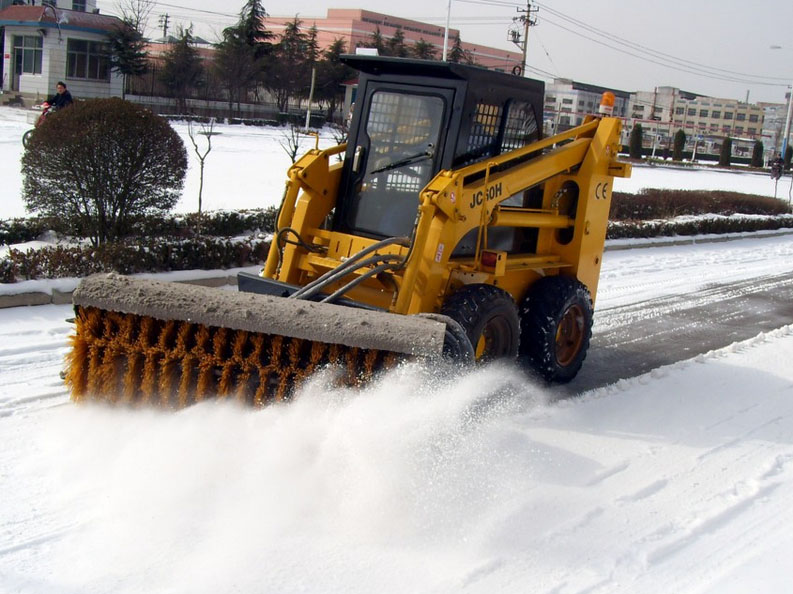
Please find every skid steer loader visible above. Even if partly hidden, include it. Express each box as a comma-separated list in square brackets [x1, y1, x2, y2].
[65, 55, 630, 407]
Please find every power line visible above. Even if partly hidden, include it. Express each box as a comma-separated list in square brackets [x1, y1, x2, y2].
[534, 1, 788, 84]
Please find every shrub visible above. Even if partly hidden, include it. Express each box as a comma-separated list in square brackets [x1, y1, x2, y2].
[610, 189, 791, 221]
[719, 137, 732, 167]
[673, 129, 686, 161]
[21, 98, 188, 246]
[3, 237, 271, 281]
[629, 124, 643, 159]
[751, 141, 764, 168]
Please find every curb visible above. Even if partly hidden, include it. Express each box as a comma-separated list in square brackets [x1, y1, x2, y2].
[605, 228, 793, 251]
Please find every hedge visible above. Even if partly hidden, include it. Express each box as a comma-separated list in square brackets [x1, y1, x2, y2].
[1, 237, 270, 284]
[1, 208, 278, 246]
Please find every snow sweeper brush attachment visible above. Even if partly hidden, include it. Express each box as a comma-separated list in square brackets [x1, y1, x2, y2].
[64, 274, 450, 407]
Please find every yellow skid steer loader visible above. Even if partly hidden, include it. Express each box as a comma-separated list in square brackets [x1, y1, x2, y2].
[65, 55, 630, 407]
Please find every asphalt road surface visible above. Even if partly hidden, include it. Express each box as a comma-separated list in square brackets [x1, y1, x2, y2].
[562, 270, 793, 395]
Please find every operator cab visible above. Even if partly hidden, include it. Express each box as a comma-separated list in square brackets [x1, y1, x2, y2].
[334, 55, 545, 241]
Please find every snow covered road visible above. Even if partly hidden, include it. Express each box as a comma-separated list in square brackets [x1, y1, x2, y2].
[2, 235, 793, 593]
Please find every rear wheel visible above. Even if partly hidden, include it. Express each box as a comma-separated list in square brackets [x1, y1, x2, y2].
[520, 276, 593, 382]
[440, 284, 520, 363]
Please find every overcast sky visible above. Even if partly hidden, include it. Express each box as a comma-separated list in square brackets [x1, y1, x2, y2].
[97, 0, 793, 104]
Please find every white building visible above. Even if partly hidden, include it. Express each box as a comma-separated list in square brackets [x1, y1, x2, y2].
[0, 0, 124, 102]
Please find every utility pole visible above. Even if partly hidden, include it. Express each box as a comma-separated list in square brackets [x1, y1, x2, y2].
[442, 0, 451, 61]
[508, 0, 537, 76]
[158, 13, 169, 42]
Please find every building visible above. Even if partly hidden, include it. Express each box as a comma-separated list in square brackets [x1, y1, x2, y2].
[0, 0, 124, 102]
[544, 78, 630, 136]
[265, 9, 522, 73]
[543, 78, 776, 160]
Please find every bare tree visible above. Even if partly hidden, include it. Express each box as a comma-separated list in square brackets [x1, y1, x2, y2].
[279, 123, 304, 163]
[187, 118, 219, 232]
[116, 0, 154, 36]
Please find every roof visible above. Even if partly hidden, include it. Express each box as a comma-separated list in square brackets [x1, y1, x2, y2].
[340, 54, 544, 94]
[0, 5, 123, 34]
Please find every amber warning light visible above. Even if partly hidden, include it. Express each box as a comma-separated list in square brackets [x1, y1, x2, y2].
[599, 92, 615, 116]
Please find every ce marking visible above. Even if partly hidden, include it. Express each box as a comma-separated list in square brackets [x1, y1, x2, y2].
[595, 182, 609, 199]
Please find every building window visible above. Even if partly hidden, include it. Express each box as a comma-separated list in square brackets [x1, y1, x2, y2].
[734, 126, 743, 135]
[67, 39, 110, 80]
[748, 127, 757, 135]
[724, 112, 733, 120]
[561, 98, 573, 105]
[73, 0, 87, 10]
[735, 113, 746, 121]
[711, 111, 720, 119]
[687, 108, 696, 116]
[749, 114, 759, 122]
[699, 109, 709, 117]
[675, 107, 684, 115]
[13, 36, 43, 75]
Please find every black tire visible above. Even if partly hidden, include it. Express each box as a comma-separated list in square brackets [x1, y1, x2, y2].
[440, 284, 520, 363]
[22, 129, 33, 148]
[519, 276, 593, 383]
[417, 312, 475, 364]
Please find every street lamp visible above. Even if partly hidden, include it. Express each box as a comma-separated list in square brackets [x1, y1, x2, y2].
[770, 45, 793, 157]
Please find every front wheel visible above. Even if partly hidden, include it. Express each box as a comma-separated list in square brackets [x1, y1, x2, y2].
[440, 284, 520, 363]
[22, 129, 33, 148]
[520, 276, 593, 383]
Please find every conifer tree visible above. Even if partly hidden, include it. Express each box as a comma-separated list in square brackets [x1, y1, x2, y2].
[673, 129, 686, 161]
[718, 137, 732, 167]
[629, 124, 643, 159]
[106, 20, 148, 99]
[750, 140, 764, 168]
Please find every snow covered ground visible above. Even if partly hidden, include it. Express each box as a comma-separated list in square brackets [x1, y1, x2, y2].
[1, 242, 792, 593]
[2, 105, 793, 593]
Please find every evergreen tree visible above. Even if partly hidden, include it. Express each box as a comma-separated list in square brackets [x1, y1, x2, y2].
[673, 129, 686, 161]
[266, 18, 311, 113]
[316, 38, 355, 122]
[750, 140, 764, 168]
[237, 0, 275, 59]
[718, 137, 732, 167]
[358, 26, 386, 55]
[386, 27, 408, 57]
[106, 20, 148, 99]
[629, 124, 643, 159]
[158, 26, 204, 114]
[213, 27, 259, 117]
[448, 34, 466, 63]
[411, 38, 437, 60]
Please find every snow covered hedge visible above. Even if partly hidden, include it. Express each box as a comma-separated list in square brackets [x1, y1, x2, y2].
[0, 208, 278, 247]
[610, 190, 791, 220]
[1, 237, 270, 284]
[607, 214, 793, 239]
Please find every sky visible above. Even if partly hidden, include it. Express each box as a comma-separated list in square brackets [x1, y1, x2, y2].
[96, 0, 793, 105]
